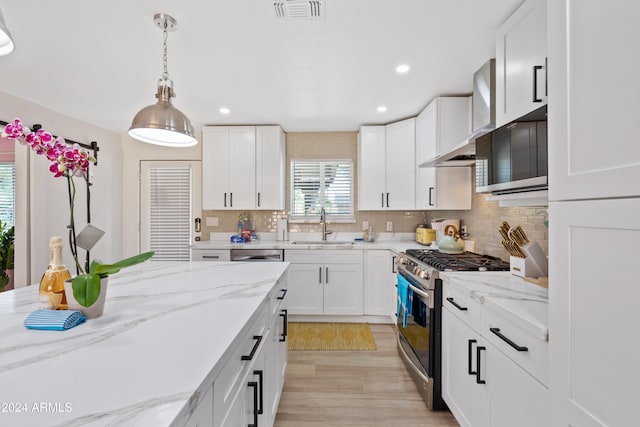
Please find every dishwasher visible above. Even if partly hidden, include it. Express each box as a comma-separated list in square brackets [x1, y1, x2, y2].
[230, 249, 284, 262]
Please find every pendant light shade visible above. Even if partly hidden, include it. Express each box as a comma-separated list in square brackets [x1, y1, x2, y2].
[0, 9, 15, 56]
[128, 13, 196, 147]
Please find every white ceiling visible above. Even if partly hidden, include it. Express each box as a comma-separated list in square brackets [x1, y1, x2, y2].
[0, 0, 522, 134]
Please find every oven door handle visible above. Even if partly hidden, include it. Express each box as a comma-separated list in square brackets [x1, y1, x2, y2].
[408, 284, 430, 301]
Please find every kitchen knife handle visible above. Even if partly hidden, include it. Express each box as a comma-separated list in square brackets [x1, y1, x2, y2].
[476, 346, 486, 384]
[490, 327, 529, 352]
[468, 339, 477, 375]
[428, 187, 435, 206]
[533, 65, 544, 102]
[446, 297, 468, 311]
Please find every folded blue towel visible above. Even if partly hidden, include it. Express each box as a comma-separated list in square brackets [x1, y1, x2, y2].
[24, 309, 87, 331]
[397, 275, 413, 328]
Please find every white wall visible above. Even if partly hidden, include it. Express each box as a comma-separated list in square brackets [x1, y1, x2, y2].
[0, 91, 122, 286]
[120, 135, 201, 258]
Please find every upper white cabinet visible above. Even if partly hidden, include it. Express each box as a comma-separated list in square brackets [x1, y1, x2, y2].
[548, 0, 640, 201]
[496, 0, 547, 127]
[358, 118, 416, 210]
[415, 97, 472, 210]
[202, 125, 285, 210]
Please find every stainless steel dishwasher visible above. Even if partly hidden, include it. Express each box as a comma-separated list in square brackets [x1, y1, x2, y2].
[230, 248, 284, 262]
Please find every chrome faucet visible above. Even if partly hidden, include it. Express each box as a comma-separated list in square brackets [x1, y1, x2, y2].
[320, 208, 333, 241]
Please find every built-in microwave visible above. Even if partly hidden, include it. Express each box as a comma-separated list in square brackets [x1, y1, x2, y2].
[475, 106, 547, 194]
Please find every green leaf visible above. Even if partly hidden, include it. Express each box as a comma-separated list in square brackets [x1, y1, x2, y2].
[92, 251, 155, 277]
[72, 273, 101, 307]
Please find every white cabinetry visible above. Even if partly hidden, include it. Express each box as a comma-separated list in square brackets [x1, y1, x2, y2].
[442, 281, 548, 427]
[496, 0, 547, 127]
[415, 97, 472, 210]
[202, 126, 285, 210]
[190, 249, 230, 261]
[358, 118, 416, 210]
[363, 250, 397, 317]
[182, 385, 213, 427]
[548, 2, 640, 426]
[285, 250, 363, 315]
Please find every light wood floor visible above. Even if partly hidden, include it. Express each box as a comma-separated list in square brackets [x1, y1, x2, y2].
[274, 323, 460, 427]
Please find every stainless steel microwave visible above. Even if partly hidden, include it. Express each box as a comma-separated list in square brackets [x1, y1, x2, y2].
[475, 106, 547, 194]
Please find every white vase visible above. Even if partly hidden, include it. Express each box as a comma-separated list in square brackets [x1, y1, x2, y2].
[64, 277, 109, 319]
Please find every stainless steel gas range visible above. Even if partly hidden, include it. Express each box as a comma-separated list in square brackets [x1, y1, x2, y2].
[396, 249, 510, 410]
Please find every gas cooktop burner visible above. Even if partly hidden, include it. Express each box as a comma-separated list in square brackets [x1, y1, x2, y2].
[405, 249, 510, 272]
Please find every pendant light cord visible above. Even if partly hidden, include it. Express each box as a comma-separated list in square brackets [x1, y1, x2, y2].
[162, 20, 169, 82]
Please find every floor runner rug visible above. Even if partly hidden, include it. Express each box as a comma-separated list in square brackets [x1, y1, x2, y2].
[287, 322, 377, 351]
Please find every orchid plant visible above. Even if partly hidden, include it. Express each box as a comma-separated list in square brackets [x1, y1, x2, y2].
[2, 119, 153, 307]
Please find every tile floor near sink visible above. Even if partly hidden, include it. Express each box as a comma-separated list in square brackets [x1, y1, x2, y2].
[274, 324, 459, 426]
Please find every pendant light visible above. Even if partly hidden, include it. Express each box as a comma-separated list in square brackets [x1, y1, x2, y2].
[128, 13, 196, 147]
[0, 8, 15, 56]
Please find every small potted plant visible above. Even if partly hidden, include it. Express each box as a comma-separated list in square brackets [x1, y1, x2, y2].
[2, 119, 154, 315]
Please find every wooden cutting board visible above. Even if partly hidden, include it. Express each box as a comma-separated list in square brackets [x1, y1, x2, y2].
[523, 276, 549, 288]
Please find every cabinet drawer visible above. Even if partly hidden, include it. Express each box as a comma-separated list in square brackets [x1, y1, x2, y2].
[481, 305, 548, 387]
[285, 250, 362, 264]
[285, 250, 324, 263]
[213, 303, 268, 426]
[191, 249, 230, 261]
[442, 280, 481, 331]
[269, 273, 288, 321]
[323, 250, 362, 264]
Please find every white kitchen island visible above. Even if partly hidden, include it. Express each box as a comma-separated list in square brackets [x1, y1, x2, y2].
[0, 261, 289, 427]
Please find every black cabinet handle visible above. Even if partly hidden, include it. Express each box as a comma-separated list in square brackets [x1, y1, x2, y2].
[381, 193, 384, 208]
[544, 57, 548, 96]
[202, 255, 220, 259]
[476, 346, 486, 384]
[279, 309, 288, 342]
[428, 187, 434, 206]
[446, 297, 468, 311]
[241, 335, 263, 361]
[277, 288, 288, 300]
[247, 381, 259, 427]
[253, 370, 264, 415]
[319, 267, 322, 283]
[490, 327, 528, 352]
[468, 339, 477, 376]
[392, 256, 397, 274]
[230, 192, 233, 207]
[533, 65, 543, 102]
[257, 192, 261, 207]
[325, 267, 329, 284]
[224, 192, 227, 207]
[386, 192, 390, 208]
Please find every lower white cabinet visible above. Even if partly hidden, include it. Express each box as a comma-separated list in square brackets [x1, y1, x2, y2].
[363, 250, 397, 317]
[442, 305, 547, 427]
[190, 249, 230, 261]
[285, 250, 363, 315]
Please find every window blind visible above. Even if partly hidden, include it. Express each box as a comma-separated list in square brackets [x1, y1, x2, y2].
[0, 163, 15, 228]
[148, 166, 192, 261]
[290, 160, 354, 220]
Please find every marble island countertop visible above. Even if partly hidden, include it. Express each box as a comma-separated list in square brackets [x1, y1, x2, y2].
[440, 271, 549, 340]
[0, 261, 289, 427]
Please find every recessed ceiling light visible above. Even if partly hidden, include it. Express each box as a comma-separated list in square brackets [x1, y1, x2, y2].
[377, 106, 387, 113]
[396, 64, 410, 74]
[219, 107, 230, 114]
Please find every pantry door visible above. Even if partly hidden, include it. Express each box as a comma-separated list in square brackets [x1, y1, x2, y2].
[140, 161, 201, 261]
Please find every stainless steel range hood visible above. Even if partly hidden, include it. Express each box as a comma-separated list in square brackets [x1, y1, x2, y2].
[421, 59, 495, 168]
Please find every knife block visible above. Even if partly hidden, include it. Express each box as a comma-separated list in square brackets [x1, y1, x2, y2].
[510, 241, 548, 278]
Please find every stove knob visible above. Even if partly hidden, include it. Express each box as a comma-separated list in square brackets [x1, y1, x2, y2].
[398, 257, 406, 265]
[419, 270, 427, 279]
[413, 266, 420, 275]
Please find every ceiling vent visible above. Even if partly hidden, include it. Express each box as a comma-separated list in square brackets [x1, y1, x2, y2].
[274, 1, 325, 21]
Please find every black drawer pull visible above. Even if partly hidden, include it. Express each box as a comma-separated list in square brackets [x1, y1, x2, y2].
[468, 339, 477, 376]
[476, 346, 486, 384]
[277, 288, 288, 300]
[446, 297, 468, 311]
[247, 381, 258, 427]
[428, 187, 434, 206]
[202, 255, 220, 259]
[253, 370, 264, 415]
[533, 65, 544, 102]
[241, 335, 263, 361]
[279, 309, 288, 342]
[490, 327, 528, 352]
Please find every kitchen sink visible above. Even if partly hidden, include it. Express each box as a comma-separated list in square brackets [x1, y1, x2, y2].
[291, 241, 355, 245]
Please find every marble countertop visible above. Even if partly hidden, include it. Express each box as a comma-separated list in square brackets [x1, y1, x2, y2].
[192, 232, 427, 254]
[439, 271, 548, 340]
[0, 261, 289, 427]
